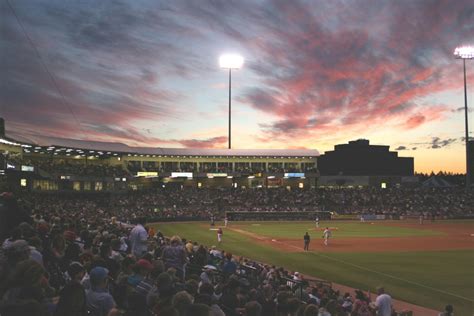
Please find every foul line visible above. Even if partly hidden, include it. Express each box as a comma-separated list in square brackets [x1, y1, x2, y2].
[234, 230, 473, 303]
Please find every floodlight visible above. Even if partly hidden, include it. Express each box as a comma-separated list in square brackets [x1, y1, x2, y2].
[219, 54, 244, 69]
[454, 44, 474, 188]
[219, 53, 244, 149]
[454, 46, 474, 59]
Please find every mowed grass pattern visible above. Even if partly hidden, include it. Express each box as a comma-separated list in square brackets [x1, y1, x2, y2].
[153, 221, 474, 315]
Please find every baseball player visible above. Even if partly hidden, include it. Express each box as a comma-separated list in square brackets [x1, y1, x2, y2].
[304, 232, 310, 251]
[217, 227, 223, 243]
[322, 227, 331, 246]
[224, 216, 229, 227]
[315, 216, 320, 228]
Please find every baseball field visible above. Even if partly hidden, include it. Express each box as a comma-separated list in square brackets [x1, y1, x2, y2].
[152, 220, 474, 315]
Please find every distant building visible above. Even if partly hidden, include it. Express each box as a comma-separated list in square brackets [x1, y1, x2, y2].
[318, 139, 414, 177]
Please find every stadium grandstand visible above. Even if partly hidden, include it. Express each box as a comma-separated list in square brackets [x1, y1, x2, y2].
[0, 120, 319, 193]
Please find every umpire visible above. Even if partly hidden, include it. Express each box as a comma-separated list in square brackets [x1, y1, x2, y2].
[304, 232, 310, 251]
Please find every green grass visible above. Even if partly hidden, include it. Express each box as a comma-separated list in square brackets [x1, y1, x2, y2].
[152, 221, 474, 315]
[233, 221, 444, 238]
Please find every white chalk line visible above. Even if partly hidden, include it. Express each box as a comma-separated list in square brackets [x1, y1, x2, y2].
[233, 229, 473, 302]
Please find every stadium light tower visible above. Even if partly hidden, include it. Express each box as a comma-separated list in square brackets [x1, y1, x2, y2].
[220, 54, 244, 149]
[454, 45, 474, 189]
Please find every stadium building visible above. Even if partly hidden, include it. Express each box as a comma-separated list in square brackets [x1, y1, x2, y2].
[318, 139, 415, 188]
[0, 121, 319, 192]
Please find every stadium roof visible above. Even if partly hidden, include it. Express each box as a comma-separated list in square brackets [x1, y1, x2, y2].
[5, 132, 319, 157]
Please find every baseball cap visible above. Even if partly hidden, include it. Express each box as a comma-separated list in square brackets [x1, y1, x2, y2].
[136, 259, 153, 271]
[89, 266, 109, 284]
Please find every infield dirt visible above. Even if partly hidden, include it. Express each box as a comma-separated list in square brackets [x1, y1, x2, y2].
[229, 222, 474, 253]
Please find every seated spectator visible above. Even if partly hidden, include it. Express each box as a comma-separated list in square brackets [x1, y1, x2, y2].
[172, 290, 194, 315]
[245, 300, 262, 316]
[85, 267, 116, 316]
[185, 303, 211, 316]
[127, 259, 153, 287]
[54, 280, 87, 316]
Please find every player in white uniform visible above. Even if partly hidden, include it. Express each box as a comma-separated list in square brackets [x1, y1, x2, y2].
[224, 216, 229, 227]
[315, 216, 319, 228]
[322, 227, 331, 246]
[217, 227, 223, 243]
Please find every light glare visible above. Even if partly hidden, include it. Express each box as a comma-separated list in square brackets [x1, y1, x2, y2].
[454, 46, 474, 59]
[219, 54, 244, 69]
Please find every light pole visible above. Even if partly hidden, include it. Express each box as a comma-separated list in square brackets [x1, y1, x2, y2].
[454, 45, 474, 189]
[219, 54, 244, 149]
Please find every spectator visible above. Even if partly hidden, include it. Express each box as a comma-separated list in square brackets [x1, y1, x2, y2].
[129, 218, 148, 258]
[162, 236, 188, 280]
[372, 286, 392, 316]
[245, 300, 262, 316]
[85, 267, 116, 316]
[439, 304, 454, 316]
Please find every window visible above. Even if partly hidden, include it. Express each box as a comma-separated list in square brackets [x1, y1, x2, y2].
[32, 180, 59, 191]
[73, 182, 81, 191]
[95, 182, 103, 191]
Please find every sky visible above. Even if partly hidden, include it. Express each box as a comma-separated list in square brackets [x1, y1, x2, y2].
[1, 0, 474, 173]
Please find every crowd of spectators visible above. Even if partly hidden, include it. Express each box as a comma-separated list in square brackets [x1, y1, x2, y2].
[0, 191, 404, 316]
[35, 160, 129, 178]
[126, 160, 316, 174]
[14, 186, 474, 224]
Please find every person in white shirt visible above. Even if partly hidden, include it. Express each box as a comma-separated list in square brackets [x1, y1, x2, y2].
[373, 287, 392, 316]
[322, 227, 332, 246]
[129, 217, 148, 257]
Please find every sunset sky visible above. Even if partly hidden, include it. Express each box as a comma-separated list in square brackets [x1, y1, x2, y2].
[1, 0, 474, 173]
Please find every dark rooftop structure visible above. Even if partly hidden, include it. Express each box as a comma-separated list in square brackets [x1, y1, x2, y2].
[318, 139, 414, 176]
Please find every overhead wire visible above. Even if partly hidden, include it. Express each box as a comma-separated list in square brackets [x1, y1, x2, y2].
[5, 0, 86, 138]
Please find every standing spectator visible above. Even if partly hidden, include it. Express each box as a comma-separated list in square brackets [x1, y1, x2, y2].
[438, 304, 454, 316]
[162, 236, 188, 280]
[129, 218, 148, 258]
[0, 193, 32, 241]
[372, 287, 392, 316]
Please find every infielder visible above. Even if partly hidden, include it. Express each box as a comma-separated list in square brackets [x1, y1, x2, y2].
[322, 227, 331, 246]
[315, 216, 320, 228]
[224, 216, 229, 227]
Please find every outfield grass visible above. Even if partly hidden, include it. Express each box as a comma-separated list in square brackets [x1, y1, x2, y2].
[234, 221, 444, 238]
[153, 221, 474, 315]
